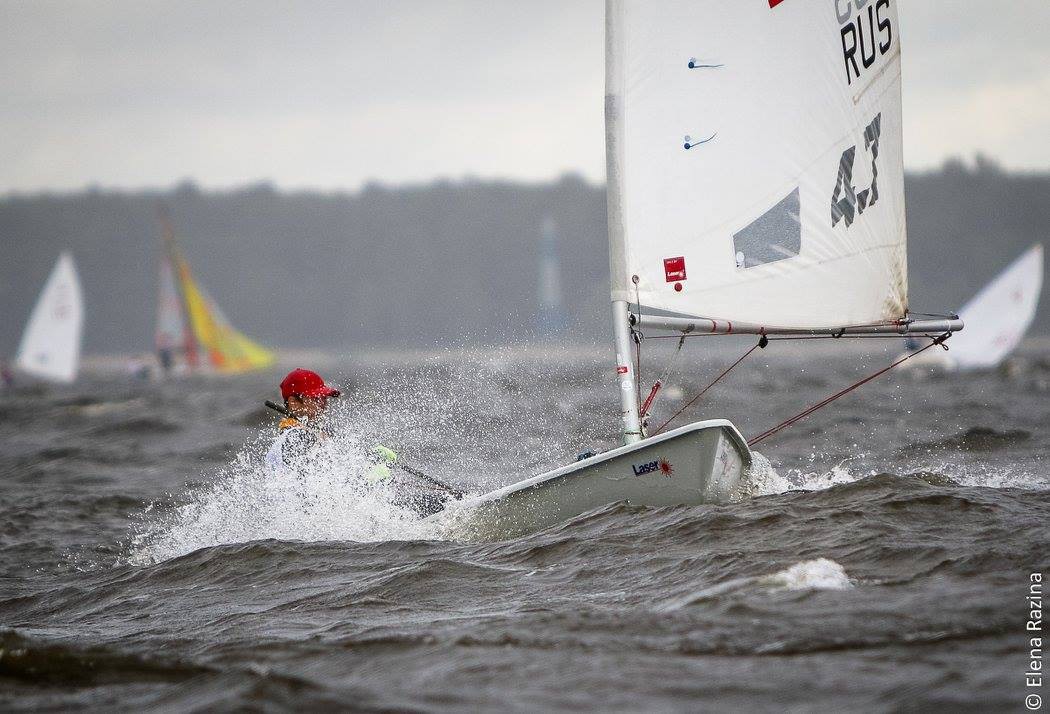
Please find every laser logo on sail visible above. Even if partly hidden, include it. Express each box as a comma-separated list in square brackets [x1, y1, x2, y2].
[663, 257, 686, 282]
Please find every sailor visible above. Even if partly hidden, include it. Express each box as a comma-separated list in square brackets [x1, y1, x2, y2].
[265, 367, 399, 482]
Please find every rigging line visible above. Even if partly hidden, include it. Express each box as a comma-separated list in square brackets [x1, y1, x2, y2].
[652, 339, 765, 436]
[655, 334, 687, 386]
[635, 333, 642, 410]
[746, 332, 951, 448]
[633, 277, 643, 410]
[640, 334, 688, 421]
[907, 311, 960, 319]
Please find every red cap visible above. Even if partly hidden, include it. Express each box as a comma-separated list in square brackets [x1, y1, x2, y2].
[280, 368, 341, 400]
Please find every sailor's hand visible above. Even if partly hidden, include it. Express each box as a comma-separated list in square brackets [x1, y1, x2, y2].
[371, 445, 398, 464]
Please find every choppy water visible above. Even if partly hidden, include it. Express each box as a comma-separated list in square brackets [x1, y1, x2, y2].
[1, 339, 1048, 711]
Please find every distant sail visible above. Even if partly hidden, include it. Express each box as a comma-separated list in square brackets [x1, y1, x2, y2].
[945, 244, 1043, 370]
[606, 0, 908, 329]
[155, 254, 197, 367]
[174, 253, 275, 373]
[15, 252, 84, 383]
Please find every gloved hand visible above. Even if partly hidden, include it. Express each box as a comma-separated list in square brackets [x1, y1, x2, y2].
[371, 445, 398, 464]
[364, 444, 399, 483]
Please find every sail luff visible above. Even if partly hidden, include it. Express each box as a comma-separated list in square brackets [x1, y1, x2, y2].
[605, 0, 630, 302]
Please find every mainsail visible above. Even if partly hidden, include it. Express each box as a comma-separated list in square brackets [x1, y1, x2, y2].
[157, 219, 274, 374]
[607, 0, 908, 329]
[15, 252, 84, 383]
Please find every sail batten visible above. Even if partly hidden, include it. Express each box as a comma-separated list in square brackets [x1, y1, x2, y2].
[606, 0, 909, 330]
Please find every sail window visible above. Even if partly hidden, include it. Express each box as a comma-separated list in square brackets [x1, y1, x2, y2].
[732, 188, 801, 269]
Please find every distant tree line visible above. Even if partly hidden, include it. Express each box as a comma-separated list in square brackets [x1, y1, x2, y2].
[0, 159, 1046, 356]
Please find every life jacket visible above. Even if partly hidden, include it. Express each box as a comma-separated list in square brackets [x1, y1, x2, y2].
[264, 417, 317, 474]
[264, 416, 398, 483]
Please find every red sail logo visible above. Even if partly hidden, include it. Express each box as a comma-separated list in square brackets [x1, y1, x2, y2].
[663, 257, 686, 282]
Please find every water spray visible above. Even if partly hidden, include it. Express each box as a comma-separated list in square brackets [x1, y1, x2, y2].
[263, 400, 464, 498]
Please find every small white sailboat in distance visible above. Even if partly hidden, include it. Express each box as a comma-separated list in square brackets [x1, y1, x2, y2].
[905, 243, 1043, 371]
[15, 252, 84, 384]
[436, 0, 962, 539]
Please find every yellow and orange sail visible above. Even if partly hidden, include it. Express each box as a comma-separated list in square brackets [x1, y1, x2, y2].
[156, 217, 274, 373]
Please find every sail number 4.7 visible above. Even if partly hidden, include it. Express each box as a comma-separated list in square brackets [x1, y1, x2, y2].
[831, 113, 881, 228]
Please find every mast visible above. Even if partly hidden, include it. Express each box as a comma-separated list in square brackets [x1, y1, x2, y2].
[613, 300, 643, 444]
[606, 1, 642, 444]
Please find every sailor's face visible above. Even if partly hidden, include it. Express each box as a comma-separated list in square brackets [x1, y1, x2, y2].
[288, 394, 329, 420]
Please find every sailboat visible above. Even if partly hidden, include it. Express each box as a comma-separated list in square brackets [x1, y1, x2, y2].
[436, 0, 963, 538]
[14, 252, 84, 384]
[903, 243, 1043, 371]
[155, 213, 275, 375]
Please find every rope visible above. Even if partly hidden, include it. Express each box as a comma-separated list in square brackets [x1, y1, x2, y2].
[633, 279, 643, 408]
[747, 332, 950, 448]
[634, 330, 642, 409]
[657, 334, 688, 385]
[639, 334, 688, 420]
[652, 339, 765, 436]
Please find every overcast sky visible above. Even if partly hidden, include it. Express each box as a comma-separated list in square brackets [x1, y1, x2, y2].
[2, 0, 1049, 194]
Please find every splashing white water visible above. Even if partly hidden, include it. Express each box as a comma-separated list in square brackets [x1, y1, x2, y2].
[126, 425, 458, 566]
[660, 557, 852, 610]
[741, 448, 1050, 497]
[758, 558, 853, 591]
[737, 452, 863, 497]
[125, 347, 611, 566]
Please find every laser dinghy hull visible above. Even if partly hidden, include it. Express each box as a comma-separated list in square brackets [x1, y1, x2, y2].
[435, 419, 751, 540]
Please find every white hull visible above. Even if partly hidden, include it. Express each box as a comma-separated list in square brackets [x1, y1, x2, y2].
[435, 420, 751, 540]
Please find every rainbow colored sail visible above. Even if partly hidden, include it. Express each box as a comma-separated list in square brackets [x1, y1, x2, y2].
[156, 217, 274, 373]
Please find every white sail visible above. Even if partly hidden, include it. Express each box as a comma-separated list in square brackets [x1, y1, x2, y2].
[945, 243, 1043, 370]
[607, 0, 907, 329]
[155, 254, 187, 354]
[15, 252, 84, 383]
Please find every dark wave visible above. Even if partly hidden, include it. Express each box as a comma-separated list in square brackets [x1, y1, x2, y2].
[0, 630, 209, 686]
[899, 426, 1032, 454]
